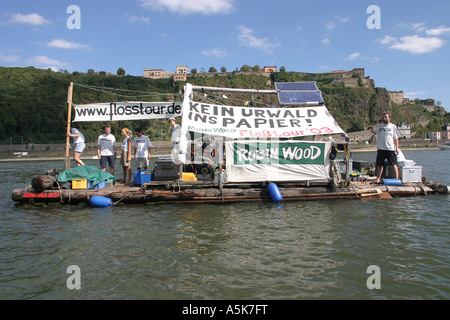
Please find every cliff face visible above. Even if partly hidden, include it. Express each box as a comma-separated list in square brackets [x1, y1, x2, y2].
[317, 84, 391, 132]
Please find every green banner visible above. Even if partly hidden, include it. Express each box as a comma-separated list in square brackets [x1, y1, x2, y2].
[233, 142, 326, 165]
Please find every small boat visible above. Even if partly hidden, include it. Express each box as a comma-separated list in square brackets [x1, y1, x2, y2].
[438, 141, 450, 150]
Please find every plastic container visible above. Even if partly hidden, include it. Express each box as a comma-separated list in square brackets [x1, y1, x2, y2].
[400, 166, 422, 183]
[72, 179, 87, 189]
[182, 172, 197, 181]
[268, 183, 283, 202]
[153, 159, 179, 181]
[134, 170, 152, 186]
[382, 179, 402, 186]
[88, 180, 105, 190]
[105, 180, 114, 188]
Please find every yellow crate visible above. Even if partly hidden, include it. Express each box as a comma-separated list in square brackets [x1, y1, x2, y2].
[182, 172, 197, 181]
[72, 179, 88, 189]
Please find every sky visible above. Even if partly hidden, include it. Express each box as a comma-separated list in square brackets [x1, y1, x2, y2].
[1, 0, 450, 111]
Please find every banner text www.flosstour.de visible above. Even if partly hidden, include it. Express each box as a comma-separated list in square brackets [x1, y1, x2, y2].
[73, 102, 182, 122]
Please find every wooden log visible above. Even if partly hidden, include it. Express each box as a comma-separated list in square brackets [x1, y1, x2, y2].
[31, 176, 55, 192]
[144, 186, 381, 203]
[372, 185, 433, 196]
[425, 182, 449, 194]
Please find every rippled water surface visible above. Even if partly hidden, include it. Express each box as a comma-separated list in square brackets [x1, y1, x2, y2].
[0, 150, 449, 299]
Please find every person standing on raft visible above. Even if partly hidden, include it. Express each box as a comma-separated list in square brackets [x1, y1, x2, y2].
[371, 111, 400, 183]
[133, 128, 152, 170]
[97, 125, 117, 174]
[66, 124, 86, 166]
[169, 117, 186, 180]
[119, 128, 132, 184]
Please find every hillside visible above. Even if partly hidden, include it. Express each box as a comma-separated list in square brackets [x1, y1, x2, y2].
[0, 67, 447, 144]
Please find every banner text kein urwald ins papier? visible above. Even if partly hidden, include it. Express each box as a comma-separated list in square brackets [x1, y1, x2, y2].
[183, 101, 344, 139]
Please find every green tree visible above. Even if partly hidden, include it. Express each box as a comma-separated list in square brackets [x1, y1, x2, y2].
[117, 67, 125, 76]
[240, 65, 251, 72]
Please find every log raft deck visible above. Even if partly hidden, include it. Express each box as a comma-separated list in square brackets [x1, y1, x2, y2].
[11, 178, 446, 206]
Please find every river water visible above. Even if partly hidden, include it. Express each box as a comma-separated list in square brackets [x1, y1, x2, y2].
[0, 149, 449, 300]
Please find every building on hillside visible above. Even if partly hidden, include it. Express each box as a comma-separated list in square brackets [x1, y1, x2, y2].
[420, 99, 435, 106]
[442, 123, 450, 140]
[346, 130, 374, 143]
[389, 91, 407, 105]
[389, 91, 413, 105]
[143, 65, 188, 81]
[428, 131, 441, 141]
[176, 66, 188, 75]
[318, 68, 373, 88]
[326, 68, 365, 79]
[397, 123, 412, 139]
[173, 73, 187, 82]
[144, 69, 173, 79]
[261, 66, 277, 73]
[174, 66, 188, 81]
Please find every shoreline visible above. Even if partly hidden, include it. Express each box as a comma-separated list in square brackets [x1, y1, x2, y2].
[0, 154, 172, 162]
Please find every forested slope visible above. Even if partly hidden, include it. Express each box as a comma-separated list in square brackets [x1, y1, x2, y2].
[0, 67, 446, 144]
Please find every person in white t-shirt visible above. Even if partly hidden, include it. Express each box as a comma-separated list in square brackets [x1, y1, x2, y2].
[133, 128, 152, 170]
[371, 111, 400, 183]
[66, 124, 85, 166]
[97, 125, 117, 174]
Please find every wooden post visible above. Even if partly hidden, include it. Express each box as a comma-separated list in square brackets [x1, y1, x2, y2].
[65, 82, 74, 170]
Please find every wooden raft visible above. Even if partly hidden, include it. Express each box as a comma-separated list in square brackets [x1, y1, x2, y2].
[11, 179, 436, 205]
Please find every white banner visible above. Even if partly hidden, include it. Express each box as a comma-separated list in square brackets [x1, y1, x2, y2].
[182, 99, 344, 139]
[73, 101, 182, 122]
[225, 140, 331, 182]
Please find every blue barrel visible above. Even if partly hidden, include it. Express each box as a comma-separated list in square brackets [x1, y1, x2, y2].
[382, 179, 402, 186]
[268, 183, 283, 202]
[90, 196, 113, 208]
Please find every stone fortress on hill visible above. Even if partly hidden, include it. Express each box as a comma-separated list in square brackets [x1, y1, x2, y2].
[145, 65, 367, 85]
[143, 65, 434, 106]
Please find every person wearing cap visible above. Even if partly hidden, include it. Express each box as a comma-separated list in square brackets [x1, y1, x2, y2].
[133, 128, 152, 170]
[169, 117, 181, 147]
[119, 128, 132, 184]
